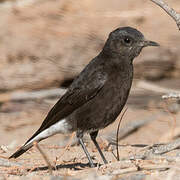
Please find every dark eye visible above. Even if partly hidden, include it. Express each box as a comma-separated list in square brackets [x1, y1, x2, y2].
[124, 37, 131, 44]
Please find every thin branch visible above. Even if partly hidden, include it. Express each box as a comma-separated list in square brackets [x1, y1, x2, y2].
[150, 0, 180, 30]
[33, 142, 53, 175]
[112, 164, 170, 175]
[116, 108, 128, 161]
[149, 138, 180, 155]
[135, 138, 180, 160]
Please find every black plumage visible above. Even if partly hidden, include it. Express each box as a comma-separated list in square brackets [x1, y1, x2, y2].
[9, 27, 159, 167]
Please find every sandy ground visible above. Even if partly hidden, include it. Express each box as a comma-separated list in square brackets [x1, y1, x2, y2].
[0, 0, 180, 179]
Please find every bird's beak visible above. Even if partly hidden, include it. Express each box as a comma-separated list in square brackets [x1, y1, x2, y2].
[142, 40, 160, 47]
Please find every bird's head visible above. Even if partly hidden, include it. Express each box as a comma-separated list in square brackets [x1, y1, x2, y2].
[103, 27, 159, 59]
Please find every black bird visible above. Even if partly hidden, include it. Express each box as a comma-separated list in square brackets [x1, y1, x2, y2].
[9, 27, 159, 167]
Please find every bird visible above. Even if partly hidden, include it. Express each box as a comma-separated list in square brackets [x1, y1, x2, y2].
[9, 27, 159, 167]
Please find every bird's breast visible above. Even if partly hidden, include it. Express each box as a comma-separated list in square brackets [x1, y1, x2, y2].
[68, 63, 133, 132]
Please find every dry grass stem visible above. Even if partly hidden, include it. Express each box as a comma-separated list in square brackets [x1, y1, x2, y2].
[33, 141, 53, 175]
[116, 108, 128, 161]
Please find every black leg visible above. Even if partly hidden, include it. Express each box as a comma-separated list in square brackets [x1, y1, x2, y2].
[90, 131, 108, 164]
[76, 132, 95, 168]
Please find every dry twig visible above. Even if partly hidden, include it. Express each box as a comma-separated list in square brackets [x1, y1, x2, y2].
[112, 164, 170, 175]
[134, 138, 180, 160]
[150, 0, 180, 30]
[149, 138, 180, 155]
[116, 108, 128, 161]
[33, 142, 53, 175]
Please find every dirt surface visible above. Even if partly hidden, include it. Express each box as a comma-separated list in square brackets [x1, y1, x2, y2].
[0, 0, 180, 179]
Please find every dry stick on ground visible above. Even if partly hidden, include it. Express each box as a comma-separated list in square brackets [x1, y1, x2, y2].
[33, 142, 53, 175]
[112, 164, 170, 175]
[134, 138, 180, 160]
[116, 108, 128, 161]
[150, 0, 180, 30]
[150, 138, 180, 155]
[115, 139, 180, 164]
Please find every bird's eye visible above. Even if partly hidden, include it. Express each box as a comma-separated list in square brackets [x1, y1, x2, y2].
[123, 37, 131, 44]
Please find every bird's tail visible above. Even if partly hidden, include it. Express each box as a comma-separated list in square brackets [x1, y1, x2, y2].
[9, 142, 33, 159]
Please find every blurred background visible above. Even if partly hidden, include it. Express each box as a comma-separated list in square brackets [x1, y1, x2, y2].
[0, 0, 179, 91]
[0, 0, 180, 177]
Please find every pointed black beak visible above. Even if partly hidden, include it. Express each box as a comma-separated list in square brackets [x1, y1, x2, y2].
[143, 40, 160, 47]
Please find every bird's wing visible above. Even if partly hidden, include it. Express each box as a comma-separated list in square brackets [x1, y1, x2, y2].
[25, 72, 107, 145]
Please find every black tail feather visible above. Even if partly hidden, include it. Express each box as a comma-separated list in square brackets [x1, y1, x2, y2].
[9, 143, 33, 159]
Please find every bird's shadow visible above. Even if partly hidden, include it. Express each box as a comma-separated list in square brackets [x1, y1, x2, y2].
[28, 162, 98, 172]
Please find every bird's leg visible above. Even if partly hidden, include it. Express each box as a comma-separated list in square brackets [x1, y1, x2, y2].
[76, 131, 95, 168]
[90, 131, 108, 164]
